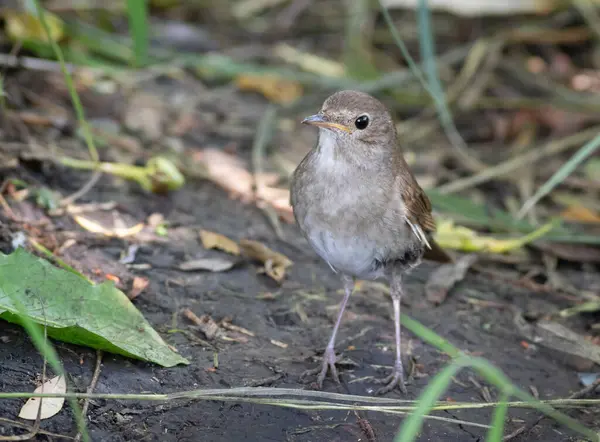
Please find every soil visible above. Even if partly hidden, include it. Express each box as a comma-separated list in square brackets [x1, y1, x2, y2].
[0, 171, 597, 442]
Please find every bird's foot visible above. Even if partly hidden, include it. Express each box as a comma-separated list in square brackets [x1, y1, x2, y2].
[374, 360, 407, 395]
[300, 347, 340, 388]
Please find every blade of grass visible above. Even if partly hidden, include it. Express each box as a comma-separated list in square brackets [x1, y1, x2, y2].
[33, 2, 98, 164]
[394, 358, 467, 441]
[517, 130, 600, 219]
[486, 391, 509, 441]
[400, 313, 461, 357]
[126, 0, 149, 67]
[378, 0, 484, 172]
[6, 264, 89, 441]
[343, 0, 379, 80]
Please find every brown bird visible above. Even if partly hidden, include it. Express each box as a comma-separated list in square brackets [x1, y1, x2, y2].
[290, 90, 451, 394]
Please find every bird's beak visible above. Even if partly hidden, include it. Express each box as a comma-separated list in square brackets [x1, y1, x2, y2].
[302, 114, 351, 133]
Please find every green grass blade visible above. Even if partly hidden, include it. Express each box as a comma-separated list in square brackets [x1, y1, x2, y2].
[379, 0, 482, 171]
[400, 313, 461, 358]
[343, 0, 379, 80]
[486, 391, 509, 441]
[417, 0, 447, 116]
[126, 0, 149, 67]
[33, 1, 98, 164]
[517, 130, 600, 219]
[5, 258, 90, 442]
[395, 358, 468, 442]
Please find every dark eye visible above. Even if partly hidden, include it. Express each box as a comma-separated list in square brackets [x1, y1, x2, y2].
[354, 115, 369, 130]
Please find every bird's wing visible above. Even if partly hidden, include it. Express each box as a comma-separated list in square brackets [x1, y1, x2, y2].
[400, 171, 437, 244]
[400, 172, 453, 263]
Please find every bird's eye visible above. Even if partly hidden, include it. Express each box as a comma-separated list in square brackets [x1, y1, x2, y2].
[354, 115, 369, 130]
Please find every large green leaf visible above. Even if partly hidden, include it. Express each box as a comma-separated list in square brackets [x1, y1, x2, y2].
[0, 248, 188, 367]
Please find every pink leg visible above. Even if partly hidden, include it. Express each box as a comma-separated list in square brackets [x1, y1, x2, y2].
[375, 271, 408, 395]
[301, 275, 354, 387]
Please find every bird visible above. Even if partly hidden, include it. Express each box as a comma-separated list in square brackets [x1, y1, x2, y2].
[290, 90, 451, 394]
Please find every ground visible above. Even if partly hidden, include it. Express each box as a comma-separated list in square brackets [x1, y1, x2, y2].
[0, 170, 597, 441]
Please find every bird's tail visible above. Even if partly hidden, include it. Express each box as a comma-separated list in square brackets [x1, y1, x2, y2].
[423, 237, 453, 263]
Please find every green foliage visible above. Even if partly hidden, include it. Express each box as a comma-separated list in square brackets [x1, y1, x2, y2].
[0, 248, 189, 367]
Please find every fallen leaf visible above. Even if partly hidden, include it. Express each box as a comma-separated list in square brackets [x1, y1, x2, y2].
[73, 215, 144, 238]
[128, 276, 149, 300]
[274, 43, 346, 77]
[199, 230, 240, 255]
[4, 9, 64, 43]
[178, 258, 235, 272]
[220, 319, 255, 336]
[239, 239, 293, 283]
[105, 274, 120, 284]
[515, 313, 600, 365]
[18, 375, 66, 420]
[0, 249, 188, 367]
[194, 148, 293, 222]
[434, 219, 554, 253]
[182, 309, 231, 340]
[560, 205, 600, 223]
[235, 74, 302, 104]
[577, 372, 600, 387]
[270, 339, 288, 348]
[380, 0, 567, 16]
[425, 254, 478, 304]
[123, 92, 164, 141]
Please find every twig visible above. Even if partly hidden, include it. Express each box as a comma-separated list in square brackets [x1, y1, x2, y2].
[60, 169, 103, 207]
[0, 54, 75, 73]
[436, 125, 600, 194]
[0, 418, 74, 440]
[504, 376, 600, 441]
[75, 351, 103, 442]
[0, 327, 48, 441]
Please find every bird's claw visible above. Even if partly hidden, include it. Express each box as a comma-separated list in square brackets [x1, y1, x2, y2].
[374, 361, 407, 395]
[300, 347, 340, 388]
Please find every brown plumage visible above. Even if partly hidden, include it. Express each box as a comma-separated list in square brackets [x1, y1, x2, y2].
[290, 90, 451, 395]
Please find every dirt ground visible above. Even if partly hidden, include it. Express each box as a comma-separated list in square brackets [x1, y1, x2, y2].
[0, 169, 598, 441]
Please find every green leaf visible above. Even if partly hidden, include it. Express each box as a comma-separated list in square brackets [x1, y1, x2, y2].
[0, 248, 188, 367]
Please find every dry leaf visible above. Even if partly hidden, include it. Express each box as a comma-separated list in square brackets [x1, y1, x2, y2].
[380, 0, 562, 16]
[270, 339, 288, 348]
[220, 320, 255, 336]
[18, 375, 66, 420]
[128, 276, 149, 300]
[182, 309, 224, 340]
[560, 205, 600, 224]
[274, 43, 345, 77]
[239, 239, 293, 282]
[178, 257, 235, 272]
[195, 148, 293, 222]
[235, 74, 302, 104]
[73, 215, 144, 238]
[425, 254, 477, 305]
[199, 230, 240, 255]
[515, 314, 600, 365]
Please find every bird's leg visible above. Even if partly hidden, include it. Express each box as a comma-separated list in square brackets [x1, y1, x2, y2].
[301, 275, 354, 388]
[375, 271, 408, 395]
